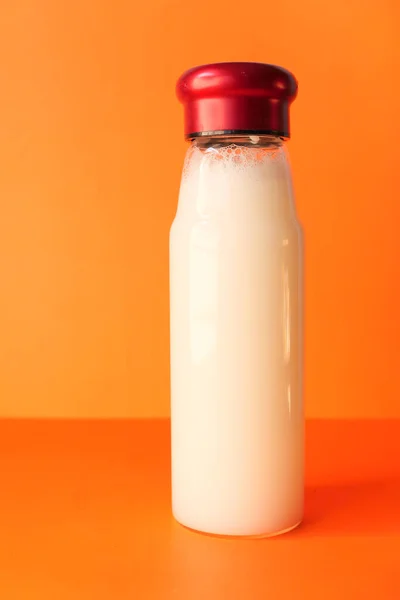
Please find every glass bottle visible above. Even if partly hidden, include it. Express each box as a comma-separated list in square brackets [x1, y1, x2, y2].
[170, 63, 303, 537]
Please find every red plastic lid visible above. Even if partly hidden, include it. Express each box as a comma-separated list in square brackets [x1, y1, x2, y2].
[176, 62, 298, 139]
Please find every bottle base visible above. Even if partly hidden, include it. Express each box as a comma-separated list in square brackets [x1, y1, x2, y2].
[174, 518, 302, 540]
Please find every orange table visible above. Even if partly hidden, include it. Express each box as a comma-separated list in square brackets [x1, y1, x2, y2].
[0, 420, 399, 599]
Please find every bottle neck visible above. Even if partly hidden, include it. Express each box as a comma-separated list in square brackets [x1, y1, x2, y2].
[178, 134, 296, 223]
[191, 134, 284, 150]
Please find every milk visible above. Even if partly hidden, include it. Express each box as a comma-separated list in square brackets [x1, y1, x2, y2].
[170, 139, 303, 537]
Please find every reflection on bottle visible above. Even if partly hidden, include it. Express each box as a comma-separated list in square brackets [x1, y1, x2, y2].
[189, 222, 218, 365]
[282, 265, 291, 364]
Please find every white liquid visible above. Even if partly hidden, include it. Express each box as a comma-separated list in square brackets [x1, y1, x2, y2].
[170, 141, 303, 537]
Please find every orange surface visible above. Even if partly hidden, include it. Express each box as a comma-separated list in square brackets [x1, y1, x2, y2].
[0, 419, 399, 598]
[0, 1, 399, 419]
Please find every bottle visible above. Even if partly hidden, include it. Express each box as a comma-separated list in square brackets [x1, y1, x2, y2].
[170, 62, 303, 538]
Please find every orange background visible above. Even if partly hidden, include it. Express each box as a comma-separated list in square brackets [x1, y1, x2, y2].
[0, 0, 398, 418]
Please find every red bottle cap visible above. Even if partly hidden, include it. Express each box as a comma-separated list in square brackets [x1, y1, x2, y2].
[176, 62, 298, 140]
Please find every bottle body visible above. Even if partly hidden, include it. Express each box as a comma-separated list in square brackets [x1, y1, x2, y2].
[170, 136, 303, 537]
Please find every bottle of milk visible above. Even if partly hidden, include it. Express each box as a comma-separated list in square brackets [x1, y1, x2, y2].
[170, 62, 303, 537]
